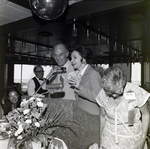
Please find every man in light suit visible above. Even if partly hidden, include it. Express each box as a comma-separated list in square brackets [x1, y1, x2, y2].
[49, 43, 76, 100]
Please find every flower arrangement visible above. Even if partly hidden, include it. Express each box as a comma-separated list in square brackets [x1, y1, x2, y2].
[0, 96, 69, 149]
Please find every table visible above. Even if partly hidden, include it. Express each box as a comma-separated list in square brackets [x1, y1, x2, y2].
[43, 97, 100, 149]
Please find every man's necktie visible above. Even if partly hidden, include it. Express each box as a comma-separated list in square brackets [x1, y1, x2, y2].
[39, 78, 44, 81]
[60, 74, 65, 85]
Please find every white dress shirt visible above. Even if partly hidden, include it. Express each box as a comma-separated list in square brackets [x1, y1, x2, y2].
[27, 77, 47, 97]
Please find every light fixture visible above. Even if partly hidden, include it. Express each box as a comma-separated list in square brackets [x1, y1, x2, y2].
[35, 43, 38, 53]
[97, 28, 101, 44]
[72, 18, 77, 37]
[86, 29, 90, 40]
[22, 37, 26, 50]
[28, 55, 31, 61]
[97, 34, 101, 45]
[113, 42, 117, 51]
[127, 47, 130, 55]
[7, 33, 11, 48]
[18, 54, 22, 60]
[86, 21, 90, 40]
[121, 45, 124, 53]
[29, 0, 68, 20]
[106, 38, 110, 49]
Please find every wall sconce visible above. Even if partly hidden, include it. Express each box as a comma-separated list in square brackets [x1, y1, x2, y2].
[127, 47, 130, 55]
[113, 42, 117, 51]
[121, 45, 124, 53]
[106, 38, 110, 49]
[97, 33, 101, 44]
[35, 44, 38, 54]
[22, 37, 26, 51]
[86, 29, 90, 40]
[29, 0, 68, 20]
[28, 55, 31, 61]
[72, 18, 77, 37]
[7, 33, 11, 49]
[18, 54, 22, 60]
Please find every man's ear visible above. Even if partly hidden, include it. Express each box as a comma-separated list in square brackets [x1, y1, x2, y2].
[66, 51, 69, 57]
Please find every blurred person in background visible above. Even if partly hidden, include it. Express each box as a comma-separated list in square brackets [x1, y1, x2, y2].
[1, 84, 22, 116]
[27, 65, 48, 97]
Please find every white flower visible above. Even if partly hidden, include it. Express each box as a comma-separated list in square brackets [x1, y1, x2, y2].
[15, 124, 23, 136]
[29, 97, 35, 102]
[36, 97, 42, 102]
[8, 131, 12, 135]
[25, 119, 32, 124]
[23, 109, 30, 115]
[37, 101, 43, 107]
[35, 122, 40, 127]
[20, 99, 28, 107]
[17, 121, 21, 125]
[17, 135, 23, 140]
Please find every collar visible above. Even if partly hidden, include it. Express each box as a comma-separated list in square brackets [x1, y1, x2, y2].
[35, 77, 44, 81]
[62, 60, 70, 71]
[80, 64, 88, 76]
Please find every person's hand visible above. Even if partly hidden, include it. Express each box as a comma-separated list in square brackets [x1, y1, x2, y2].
[68, 75, 81, 89]
[46, 69, 55, 80]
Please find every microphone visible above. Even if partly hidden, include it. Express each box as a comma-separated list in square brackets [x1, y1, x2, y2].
[53, 67, 66, 74]
[46, 67, 66, 80]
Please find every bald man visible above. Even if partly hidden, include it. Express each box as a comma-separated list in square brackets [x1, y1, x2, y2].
[49, 43, 76, 100]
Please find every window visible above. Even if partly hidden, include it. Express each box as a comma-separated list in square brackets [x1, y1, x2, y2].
[14, 64, 52, 93]
[131, 62, 141, 86]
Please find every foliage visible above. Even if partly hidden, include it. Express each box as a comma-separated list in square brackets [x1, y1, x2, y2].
[0, 96, 71, 149]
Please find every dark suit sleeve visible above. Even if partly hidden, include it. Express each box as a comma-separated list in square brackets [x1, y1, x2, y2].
[78, 70, 102, 103]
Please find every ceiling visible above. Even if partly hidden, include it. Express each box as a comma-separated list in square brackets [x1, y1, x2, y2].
[0, 0, 150, 65]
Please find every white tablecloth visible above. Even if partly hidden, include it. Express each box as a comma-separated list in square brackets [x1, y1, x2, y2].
[0, 139, 9, 149]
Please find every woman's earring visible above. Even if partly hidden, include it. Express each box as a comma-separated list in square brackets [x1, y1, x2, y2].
[83, 59, 86, 64]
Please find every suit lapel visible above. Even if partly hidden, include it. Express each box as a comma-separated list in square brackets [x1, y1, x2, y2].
[81, 65, 93, 84]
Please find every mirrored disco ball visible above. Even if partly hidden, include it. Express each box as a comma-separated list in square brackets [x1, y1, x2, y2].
[29, 0, 68, 20]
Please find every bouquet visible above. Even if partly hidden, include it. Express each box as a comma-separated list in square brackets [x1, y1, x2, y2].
[0, 96, 69, 149]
